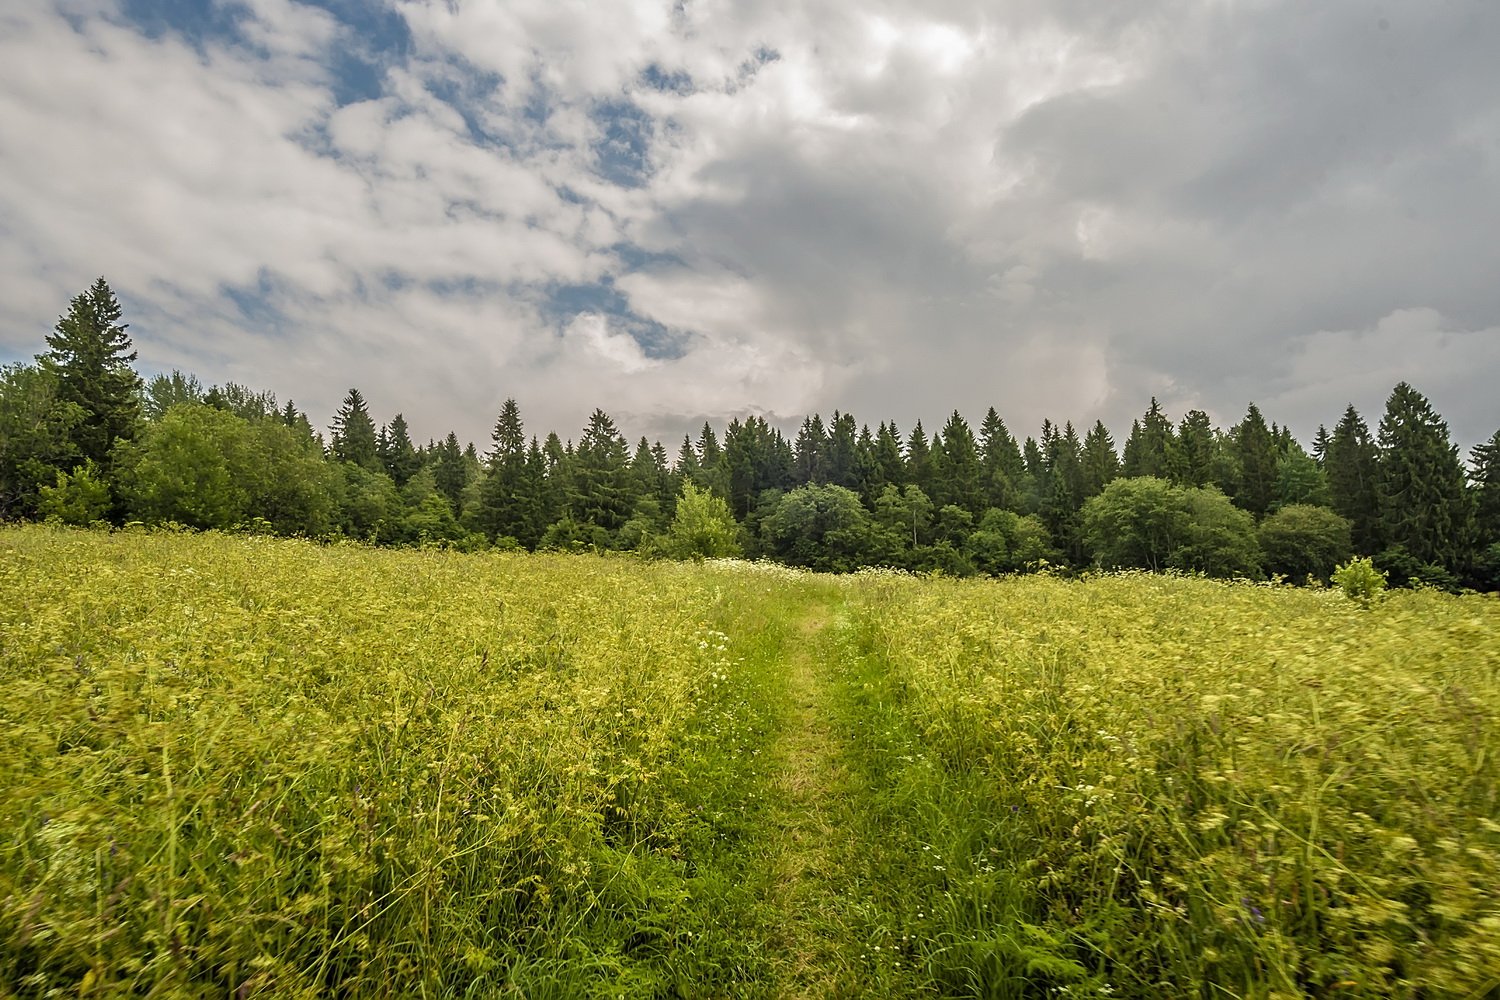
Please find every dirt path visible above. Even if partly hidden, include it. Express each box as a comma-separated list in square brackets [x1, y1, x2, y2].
[762, 606, 850, 997]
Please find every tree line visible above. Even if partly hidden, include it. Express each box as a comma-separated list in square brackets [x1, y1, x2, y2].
[4, 278, 1498, 589]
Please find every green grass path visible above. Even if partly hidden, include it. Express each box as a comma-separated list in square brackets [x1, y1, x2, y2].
[761, 604, 850, 997]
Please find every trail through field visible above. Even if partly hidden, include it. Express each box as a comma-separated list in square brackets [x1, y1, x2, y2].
[761, 603, 853, 997]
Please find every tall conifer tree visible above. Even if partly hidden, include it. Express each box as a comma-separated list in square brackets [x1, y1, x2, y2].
[1325, 405, 1382, 553]
[1231, 403, 1278, 517]
[330, 388, 380, 470]
[1377, 383, 1470, 569]
[1080, 420, 1119, 498]
[40, 277, 141, 468]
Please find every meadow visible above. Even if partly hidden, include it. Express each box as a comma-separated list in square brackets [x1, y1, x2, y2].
[1, 525, 1496, 998]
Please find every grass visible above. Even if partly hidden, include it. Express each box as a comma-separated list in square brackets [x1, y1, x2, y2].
[1, 526, 1497, 998]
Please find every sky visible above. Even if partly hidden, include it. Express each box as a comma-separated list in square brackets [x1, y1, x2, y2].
[1, 0, 1497, 452]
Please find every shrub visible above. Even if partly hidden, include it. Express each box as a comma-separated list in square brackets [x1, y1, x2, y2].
[1332, 555, 1386, 605]
[37, 461, 111, 525]
[1258, 504, 1353, 582]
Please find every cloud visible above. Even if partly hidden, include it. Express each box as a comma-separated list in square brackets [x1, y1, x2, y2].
[0, 0, 1496, 452]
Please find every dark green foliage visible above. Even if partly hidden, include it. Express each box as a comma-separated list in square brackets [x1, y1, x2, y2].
[572, 409, 632, 533]
[852, 424, 881, 504]
[1121, 398, 1174, 479]
[1040, 421, 1086, 564]
[760, 484, 874, 571]
[978, 408, 1023, 511]
[965, 508, 1057, 574]
[380, 413, 421, 487]
[725, 417, 787, 519]
[1082, 477, 1186, 571]
[39, 277, 141, 469]
[330, 388, 380, 470]
[825, 411, 859, 490]
[0, 364, 84, 518]
[1019, 436, 1044, 513]
[1377, 383, 1470, 570]
[674, 433, 700, 481]
[1274, 443, 1330, 510]
[793, 414, 827, 484]
[1172, 486, 1262, 578]
[1080, 420, 1119, 498]
[431, 432, 471, 511]
[688, 422, 727, 498]
[1083, 478, 1261, 577]
[1260, 505, 1353, 582]
[1325, 405, 1382, 553]
[932, 410, 983, 514]
[478, 399, 539, 547]
[905, 421, 931, 496]
[874, 421, 906, 492]
[1173, 409, 1216, 487]
[1230, 403, 1278, 517]
[1468, 429, 1500, 551]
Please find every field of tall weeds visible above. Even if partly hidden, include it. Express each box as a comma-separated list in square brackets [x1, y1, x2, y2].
[834, 570, 1500, 998]
[0, 526, 816, 997]
[2, 526, 1497, 998]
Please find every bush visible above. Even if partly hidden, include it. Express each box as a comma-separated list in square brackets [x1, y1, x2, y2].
[1332, 556, 1386, 606]
[662, 482, 741, 559]
[1258, 504, 1353, 582]
[37, 461, 111, 526]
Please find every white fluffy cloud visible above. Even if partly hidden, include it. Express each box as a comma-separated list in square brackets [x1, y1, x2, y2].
[1, 0, 1496, 449]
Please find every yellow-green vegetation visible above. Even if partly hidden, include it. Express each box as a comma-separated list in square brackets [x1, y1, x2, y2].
[0, 526, 833, 996]
[834, 570, 1500, 998]
[2, 526, 1498, 998]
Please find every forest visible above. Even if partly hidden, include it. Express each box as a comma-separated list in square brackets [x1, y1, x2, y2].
[3, 278, 1497, 590]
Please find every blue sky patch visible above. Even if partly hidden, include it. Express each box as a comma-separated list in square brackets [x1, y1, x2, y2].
[546, 280, 686, 361]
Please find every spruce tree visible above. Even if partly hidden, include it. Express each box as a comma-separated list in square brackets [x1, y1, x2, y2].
[39, 277, 142, 468]
[675, 434, 700, 482]
[1019, 436, 1044, 513]
[432, 432, 469, 510]
[1377, 383, 1470, 570]
[1230, 403, 1278, 517]
[1080, 420, 1119, 498]
[572, 409, 632, 532]
[936, 410, 983, 514]
[854, 424, 881, 504]
[378, 414, 419, 486]
[1174, 410, 1216, 487]
[1041, 421, 1086, 563]
[906, 421, 932, 496]
[1121, 398, 1174, 478]
[825, 411, 859, 489]
[694, 422, 728, 497]
[1471, 429, 1500, 548]
[978, 408, 1024, 511]
[1325, 405, 1382, 554]
[874, 422, 906, 489]
[330, 388, 380, 470]
[794, 414, 828, 485]
[478, 399, 534, 544]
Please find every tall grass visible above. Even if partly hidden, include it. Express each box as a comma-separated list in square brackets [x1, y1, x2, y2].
[4, 527, 1497, 998]
[0, 526, 809, 997]
[830, 570, 1500, 998]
